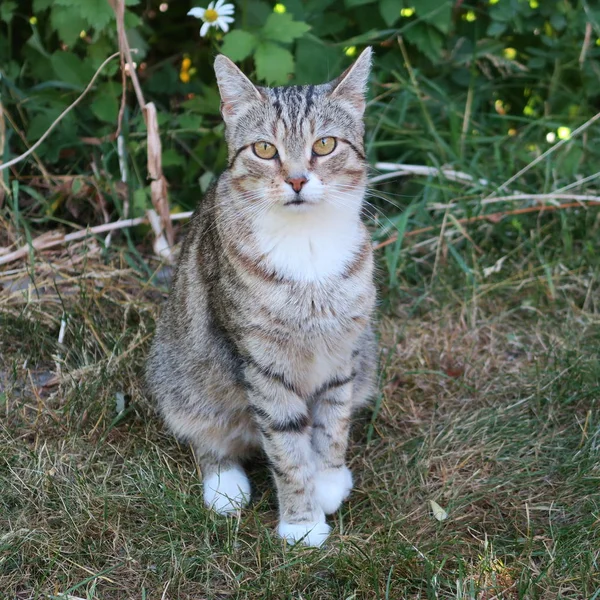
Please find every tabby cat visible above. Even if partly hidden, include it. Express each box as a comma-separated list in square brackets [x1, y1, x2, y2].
[146, 48, 377, 547]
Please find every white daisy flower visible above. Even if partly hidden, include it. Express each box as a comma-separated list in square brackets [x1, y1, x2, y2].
[188, 0, 235, 37]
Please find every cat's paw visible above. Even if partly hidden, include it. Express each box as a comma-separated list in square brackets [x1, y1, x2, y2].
[203, 466, 251, 515]
[277, 519, 331, 547]
[314, 466, 353, 514]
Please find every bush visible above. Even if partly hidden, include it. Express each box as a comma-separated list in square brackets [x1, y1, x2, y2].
[1, 0, 599, 220]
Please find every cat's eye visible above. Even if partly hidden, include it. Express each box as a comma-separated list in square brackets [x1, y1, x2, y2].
[253, 141, 278, 160]
[312, 137, 336, 156]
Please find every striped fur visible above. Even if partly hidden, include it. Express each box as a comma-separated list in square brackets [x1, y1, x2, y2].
[146, 48, 377, 546]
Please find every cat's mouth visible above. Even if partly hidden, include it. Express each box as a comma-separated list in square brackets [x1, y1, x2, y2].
[283, 195, 319, 207]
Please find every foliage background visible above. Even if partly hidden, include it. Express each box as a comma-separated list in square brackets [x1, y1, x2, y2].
[1, 0, 599, 228]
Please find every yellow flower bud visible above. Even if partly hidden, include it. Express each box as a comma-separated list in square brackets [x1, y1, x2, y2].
[557, 126, 571, 140]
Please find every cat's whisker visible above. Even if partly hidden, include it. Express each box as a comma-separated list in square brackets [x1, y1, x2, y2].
[329, 183, 406, 210]
[327, 192, 401, 235]
[328, 186, 395, 216]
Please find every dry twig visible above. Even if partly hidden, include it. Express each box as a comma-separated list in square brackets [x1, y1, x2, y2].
[0, 212, 192, 266]
[374, 199, 600, 250]
[372, 162, 489, 186]
[108, 0, 174, 260]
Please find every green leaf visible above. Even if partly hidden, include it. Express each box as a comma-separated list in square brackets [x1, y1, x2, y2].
[161, 149, 186, 168]
[294, 37, 342, 84]
[345, 0, 377, 7]
[305, 0, 337, 11]
[124, 10, 143, 28]
[126, 27, 149, 59]
[418, 0, 452, 33]
[550, 13, 566, 31]
[27, 109, 62, 142]
[261, 13, 310, 44]
[243, 0, 271, 28]
[486, 21, 507, 37]
[379, 0, 401, 27]
[177, 113, 204, 130]
[50, 5, 88, 46]
[132, 188, 150, 218]
[281, 0, 306, 20]
[221, 30, 257, 62]
[489, 3, 515, 23]
[55, 0, 114, 31]
[0, 1, 18, 23]
[527, 57, 546, 69]
[50, 50, 95, 88]
[181, 87, 221, 115]
[312, 12, 350, 36]
[90, 84, 119, 123]
[87, 35, 118, 71]
[80, 0, 114, 31]
[255, 42, 294, 85]
[403, 22, 444, 63]
[33, 0, 54, 10]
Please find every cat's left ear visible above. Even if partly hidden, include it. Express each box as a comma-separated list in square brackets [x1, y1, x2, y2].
[328, 47, 372, 114]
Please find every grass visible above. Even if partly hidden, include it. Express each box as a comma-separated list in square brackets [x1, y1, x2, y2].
[1, 210, 599, 599]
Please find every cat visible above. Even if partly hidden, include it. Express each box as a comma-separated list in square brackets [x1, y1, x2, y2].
[146, 47, 377, 547]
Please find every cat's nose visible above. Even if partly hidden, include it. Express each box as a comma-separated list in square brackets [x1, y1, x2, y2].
[286, 176, 308, 193]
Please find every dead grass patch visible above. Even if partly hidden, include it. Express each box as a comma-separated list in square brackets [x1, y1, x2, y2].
[1, 250, 599, 599]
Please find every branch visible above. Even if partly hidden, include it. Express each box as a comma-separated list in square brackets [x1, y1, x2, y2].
[374, 198, 600, 250]
[108, 0, 174, 257]
[0, 211, 193, 266]
[371, 162, 489, 187]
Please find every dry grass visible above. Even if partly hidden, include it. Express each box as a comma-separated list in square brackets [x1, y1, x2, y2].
[1, 238, 599, 599]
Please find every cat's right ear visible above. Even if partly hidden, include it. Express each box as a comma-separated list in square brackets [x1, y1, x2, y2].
[214, 55, 264, 120]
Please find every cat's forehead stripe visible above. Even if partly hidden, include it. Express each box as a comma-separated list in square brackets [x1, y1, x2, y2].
[228, 81, 362, 159]
[271, 86, 303, 135]
[268, 85, 320, 127]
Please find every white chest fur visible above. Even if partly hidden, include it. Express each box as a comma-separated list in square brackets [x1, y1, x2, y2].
[254, 202, 363, 283]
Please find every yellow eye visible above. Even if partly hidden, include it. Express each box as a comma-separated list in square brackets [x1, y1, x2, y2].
[312, 137, 336, 156]
[253, 141, 277, 159]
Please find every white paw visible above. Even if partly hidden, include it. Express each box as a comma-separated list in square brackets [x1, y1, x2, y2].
[314, 466, 353, 514]
[278, 519, 331, 547]
[203, 466, 251, 515]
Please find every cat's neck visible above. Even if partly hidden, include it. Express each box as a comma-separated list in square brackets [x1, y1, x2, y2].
[250, 200, 364, 283]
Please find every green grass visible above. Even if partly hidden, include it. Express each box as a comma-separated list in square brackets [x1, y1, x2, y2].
[1, 230, 599, 598]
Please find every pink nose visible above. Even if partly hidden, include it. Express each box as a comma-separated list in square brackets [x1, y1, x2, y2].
[286, 176, 308, 193]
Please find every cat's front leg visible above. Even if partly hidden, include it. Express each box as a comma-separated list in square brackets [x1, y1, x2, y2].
[245, 362, 331, 547]
[311, 373, 355, 515]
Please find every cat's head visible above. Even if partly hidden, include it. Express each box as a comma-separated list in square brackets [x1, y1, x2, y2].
[213, 48, 371, 213]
